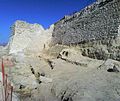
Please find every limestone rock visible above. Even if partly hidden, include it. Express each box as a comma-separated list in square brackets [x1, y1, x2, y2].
[40, 76, 52, 83]
[9, 20, 54, 55]
[0, 45, 8, 57]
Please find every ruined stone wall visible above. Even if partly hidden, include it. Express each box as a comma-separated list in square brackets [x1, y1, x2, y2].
[52, 0, 120, 45]
[9, 20, 54, 54]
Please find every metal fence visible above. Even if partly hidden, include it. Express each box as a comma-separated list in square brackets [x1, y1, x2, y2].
[0, 75, 13, 101]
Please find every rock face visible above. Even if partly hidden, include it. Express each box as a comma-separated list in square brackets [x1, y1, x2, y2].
[52, 0, 120, 45]
[0, 45, 8, 57]
[9, 20, 54, 54]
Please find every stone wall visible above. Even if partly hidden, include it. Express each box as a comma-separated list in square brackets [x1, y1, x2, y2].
[52, 0, 120, 45]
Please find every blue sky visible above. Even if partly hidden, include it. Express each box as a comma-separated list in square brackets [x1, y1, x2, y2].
[0, 0, 96, 44]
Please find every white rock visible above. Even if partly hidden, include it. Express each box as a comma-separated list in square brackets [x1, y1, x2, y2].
[40, 76, 52, 83]
[118, 25, 120, 35]
[9, 20, 54, 55]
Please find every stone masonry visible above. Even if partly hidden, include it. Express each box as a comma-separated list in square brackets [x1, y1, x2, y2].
[52, 0, 120, 45]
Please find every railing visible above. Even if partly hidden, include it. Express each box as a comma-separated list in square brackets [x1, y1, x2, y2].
[0, 58, 13, 101]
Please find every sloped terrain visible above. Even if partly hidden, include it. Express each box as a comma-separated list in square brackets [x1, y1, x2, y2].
[0, 0, 120, 101]
[2, 47, 120, 101]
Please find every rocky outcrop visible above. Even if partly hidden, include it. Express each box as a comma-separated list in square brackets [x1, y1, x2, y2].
[0, 45, 8, 57]
[52, 0, 120, 45]
[9, 20, 54, 55]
